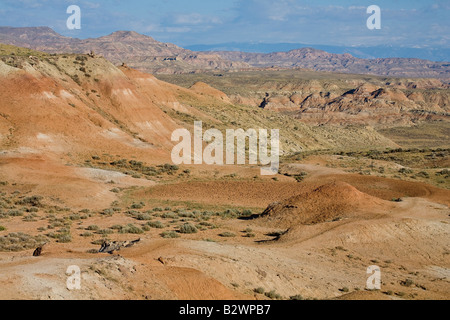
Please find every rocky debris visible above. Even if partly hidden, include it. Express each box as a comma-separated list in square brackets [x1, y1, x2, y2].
[32, 242, 48, 257]
[99, 238, 141, 254]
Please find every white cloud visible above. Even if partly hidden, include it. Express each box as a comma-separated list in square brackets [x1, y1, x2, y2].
[164, 26, 191, 33]
[173, 13, 222, 26]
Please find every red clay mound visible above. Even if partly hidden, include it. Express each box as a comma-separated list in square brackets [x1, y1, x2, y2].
[258, 182, 389, 228]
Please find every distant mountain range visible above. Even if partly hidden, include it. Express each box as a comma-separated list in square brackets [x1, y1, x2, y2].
[212, 49, 450, 79]
[186, 43, 450, 62]
[0, 27, 449, 78]
[0, 27, 249, 74]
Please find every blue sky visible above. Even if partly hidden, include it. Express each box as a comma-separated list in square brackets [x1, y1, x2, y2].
[0, 0, 449, 48]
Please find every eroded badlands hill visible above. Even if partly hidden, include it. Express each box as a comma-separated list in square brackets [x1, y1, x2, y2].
[157, 70, 450, 127]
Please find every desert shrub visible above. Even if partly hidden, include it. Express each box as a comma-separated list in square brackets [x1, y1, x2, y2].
[161, 212, 177, 219]
[240, 209, 253, 217]
[131, 202, 145, 209]
[71, 74, 81, 85]
[0, 226, 5, 231]
[216, 209, 239, 219]
[81, 232, 93, 237]
[400, 279, 414, 287]
[135, 213, 152, 221]
[219, 232, 236, 238]
[147, 221, 165, 229]
[158, 163, 179, 173]
[91, 239, 108, 245]
[265, 290, 282, 300]
[436, 169, 450, 177]
[0, 232, 47, 252]
[196, 225, 206, 231]
[68, 214, 81, 220]
[101, 208, 115, 216]
[97, 229, 114, 235]
[293, 175, 306, 182]
[46, 216, 67, 229]
[6, 209, 24, 217]
[119, 224, 144, 234]
[179, 223, 197, 234]
[160, 231, 180, 239]
[289, 294, 304, 300]
[416, 171, 430, 178]
[399, 168, 413, 174]
[75, 55, 87, 62]
[16, 196, 43, 207]
[23, 214, 38, 222]
[254, 287, 265, 294]
[177, 211, 194, 218]
[86, 225, 99, 231]
[198, 222, 216, 229]
[129, 160, 143, 167]
[47, 231, 72, 243]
